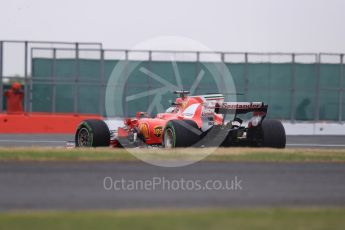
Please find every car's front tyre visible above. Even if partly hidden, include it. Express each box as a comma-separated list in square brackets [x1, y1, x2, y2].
[75, 119, 110, 147]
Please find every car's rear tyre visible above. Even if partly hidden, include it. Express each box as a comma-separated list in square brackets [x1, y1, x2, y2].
[75, 119, 110, 147]
[163, 120, 200, 148]
[260, 119, 286, 148]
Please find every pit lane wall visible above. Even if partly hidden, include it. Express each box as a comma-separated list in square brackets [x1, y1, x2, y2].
[0, 113, 102, 134]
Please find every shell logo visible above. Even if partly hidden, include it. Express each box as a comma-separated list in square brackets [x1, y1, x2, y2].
[153, 126, 163, 138]
[138, 123, 150, 139]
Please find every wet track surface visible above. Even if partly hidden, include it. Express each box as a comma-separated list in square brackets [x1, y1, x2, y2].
[0, 161, 344, 210]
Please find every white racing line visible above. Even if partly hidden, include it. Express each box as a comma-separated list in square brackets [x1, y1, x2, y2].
[0, 140, 344, 147]
[0, 139, 344, 148]
[287, 143, 345, 147]
[0, 140, 66, 143]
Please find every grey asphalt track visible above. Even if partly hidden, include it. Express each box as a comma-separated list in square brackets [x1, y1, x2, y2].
[0, 135, 344, 210]
[287, 135, 345, 148]
[0, 161, 344, 210]
[0, 134, 344, 148]
[0, 134, 73, 147]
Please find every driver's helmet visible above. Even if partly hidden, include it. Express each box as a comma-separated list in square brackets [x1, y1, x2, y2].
[11, 82, 22, 90]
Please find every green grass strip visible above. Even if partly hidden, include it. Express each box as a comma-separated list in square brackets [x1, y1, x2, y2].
[0, 208, 345, 230]
[0, 147, 345, 162]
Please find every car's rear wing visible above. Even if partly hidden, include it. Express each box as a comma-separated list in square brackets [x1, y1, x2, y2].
[215, 102, 268, 114]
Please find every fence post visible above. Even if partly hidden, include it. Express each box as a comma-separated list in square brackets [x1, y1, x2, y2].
[196, 51, 200, 93]
[74, 42, 79, 114]
[148, 51, 152, 114]
[29, 47, 33, 112]
[124, 50, 128, 117]
[99, 49, 105, 116]
[339, 54, 344, 122]
[24, 41, 29, 113]
[51, 48, 56, 113]
[315, 54, 321, 121]
[290, 53, 296, 121]
[0, 41, 3, 112]
[220, 52, 225, 95]
[244, 53, 248, 102]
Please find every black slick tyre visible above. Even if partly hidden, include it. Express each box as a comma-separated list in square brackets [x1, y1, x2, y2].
[75, 119, 110, 147]
[260, 119, 286, 148]
[163, 120, 200, 148]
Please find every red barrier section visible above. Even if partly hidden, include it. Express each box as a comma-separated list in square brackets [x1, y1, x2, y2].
[0, 113, 103, 134]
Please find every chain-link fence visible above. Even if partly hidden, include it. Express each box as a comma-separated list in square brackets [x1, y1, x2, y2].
[1, 40, 344, 121]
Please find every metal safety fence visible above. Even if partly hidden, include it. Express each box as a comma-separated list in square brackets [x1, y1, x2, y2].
[0, 40, 344, 122]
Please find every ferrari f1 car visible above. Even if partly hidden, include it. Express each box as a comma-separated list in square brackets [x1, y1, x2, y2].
[75, 91, 286, 148]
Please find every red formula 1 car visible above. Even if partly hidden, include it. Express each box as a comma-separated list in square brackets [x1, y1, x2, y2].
[75, 91, 286, 148]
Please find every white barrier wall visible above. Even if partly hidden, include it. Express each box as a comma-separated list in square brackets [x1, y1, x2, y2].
[283, 122, 345, 135]
[105, 118, 345, 136]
